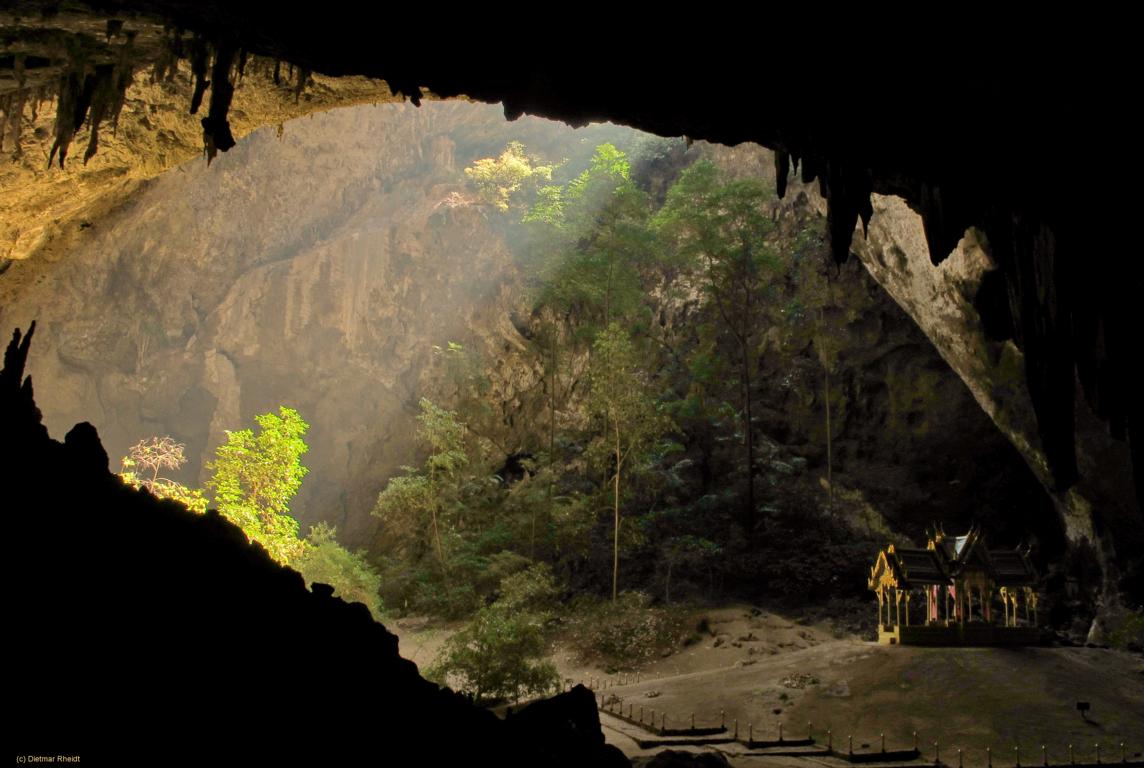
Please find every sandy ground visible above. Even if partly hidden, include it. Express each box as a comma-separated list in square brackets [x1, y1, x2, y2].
[390, 605, 1144, 767]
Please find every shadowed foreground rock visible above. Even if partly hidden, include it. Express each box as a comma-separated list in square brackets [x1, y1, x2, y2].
[4, 323, 626, 766]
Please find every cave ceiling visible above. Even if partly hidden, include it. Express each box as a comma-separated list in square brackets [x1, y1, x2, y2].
[1, 3, 1139, 509]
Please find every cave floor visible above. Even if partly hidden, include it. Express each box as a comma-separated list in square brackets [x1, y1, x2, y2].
[393, 605, 1144, 767]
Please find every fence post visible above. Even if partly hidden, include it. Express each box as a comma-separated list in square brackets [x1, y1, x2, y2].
[1016, 746, 1021, 767]
[1068, 746, 1073, 766]
[691, 713, 695, 731]
[1096, 744, 1101, 765]
[809, 722, 814, 741]
[988, 747, 993, 768]
[849, 735, 854, 756]
[780, 723, 785, 742]
[881, 733, 886, 753]
[915, 732, 920, 751]
[734, 719, 738, 739]
[721, 710, 725, 729]
[959, 749, 963, 768]
[935, 742, 940, 765]
[828, 730, 833, 751]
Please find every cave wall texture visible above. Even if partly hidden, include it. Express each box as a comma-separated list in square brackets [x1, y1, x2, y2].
[2, 4, 1141, 759]
[3, 5, 1137, 518]
[1, 97, 1059, 565]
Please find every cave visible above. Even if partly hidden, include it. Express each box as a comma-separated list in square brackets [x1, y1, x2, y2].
[3, 6, 1141, 766]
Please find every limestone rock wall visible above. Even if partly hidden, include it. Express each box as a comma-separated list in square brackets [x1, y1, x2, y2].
[1, 101, 568, 545]
[840, 193, 1140, 614]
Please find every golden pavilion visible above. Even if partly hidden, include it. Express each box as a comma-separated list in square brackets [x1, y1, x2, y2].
[868, 525, 1041, 645]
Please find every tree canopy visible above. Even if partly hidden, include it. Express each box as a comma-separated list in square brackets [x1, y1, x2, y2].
[207, 406, 310, 564]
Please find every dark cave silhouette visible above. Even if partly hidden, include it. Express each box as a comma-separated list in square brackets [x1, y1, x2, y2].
[3, 10, 1142, 762]
[3, 323, 626, 765]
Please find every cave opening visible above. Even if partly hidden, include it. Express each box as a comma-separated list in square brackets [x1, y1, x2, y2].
[4, 7, 1141, 766]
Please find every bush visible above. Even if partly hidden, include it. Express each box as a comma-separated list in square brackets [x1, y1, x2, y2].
[426, 567, 561, 704]
[294, 523, 385, 620]
[565, 591, 685, 670]
[413, 580, 482, 620]
[1108, 607, 1144, 650]
[496, 562, 559, 613]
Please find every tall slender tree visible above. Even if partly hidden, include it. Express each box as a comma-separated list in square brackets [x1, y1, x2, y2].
[588, 323, 673, 600]
[656, 161, 777, 536]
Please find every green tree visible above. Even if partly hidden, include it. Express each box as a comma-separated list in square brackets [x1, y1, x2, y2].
[659, 535, 721, 603]
[656, 161, 778, 536]
[427, 565, 560, 704]
[206, 406, 310, 565]
[589, 322, 673, 601]
[373, 398, 472, 572]
[294, 522, 385, 620]
[465, 141, 557, 212]
[529, 144, 651, 331]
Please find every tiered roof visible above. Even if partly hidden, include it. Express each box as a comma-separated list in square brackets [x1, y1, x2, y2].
[869, 525, 1037, 591]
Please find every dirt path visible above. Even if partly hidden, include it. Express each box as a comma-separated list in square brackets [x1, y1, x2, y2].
[390, 605, 1144, 766]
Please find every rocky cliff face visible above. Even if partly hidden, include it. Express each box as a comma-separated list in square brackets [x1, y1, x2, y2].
[1, 9, 391, 274]
[0, 101, 639, 545]
[2, 99, 1062, 587]
[838, 194, 1140, 620]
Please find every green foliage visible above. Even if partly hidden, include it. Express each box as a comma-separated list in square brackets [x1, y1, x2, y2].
[496, 562, 559, 614]
[658, 535, 721, 603]
[206, 406, 310, 565]
[589, 324, 672, 456]
[427, 566, 561, 704]
[373, 398, 484, 570]
[294, 523, 384, 620]
[119, 437, 208, 515]
[655, 161, 782, 532]
[565, 591, 684, 670]
[589, 322, 675, 600]
[464, 141, 557, 212]
[1108, 608, 1144, 650]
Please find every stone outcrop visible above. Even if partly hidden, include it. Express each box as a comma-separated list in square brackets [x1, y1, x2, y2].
[833, 193, 1140, 620]
[1, 9, 392, 274]
[1, 101, 638, 546]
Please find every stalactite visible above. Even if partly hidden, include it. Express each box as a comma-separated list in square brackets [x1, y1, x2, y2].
[108, 39, 135, 136]
[2, 54, 27, 156]
[83, 64, 117, 164]
[800, 155, 819, 185]
[774, 149, 790, 199]
[48, 64, 84, 168]
[188, 35, 210, 115]
[0, 92, 11, 153]
[201, 40, 237, 164]
[917, 182, 973, 266]
[153, 28, 180, 83]
[30, 85, 49, 122]
[820, 161, 872, 265]
[293, 67, 310, 103]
